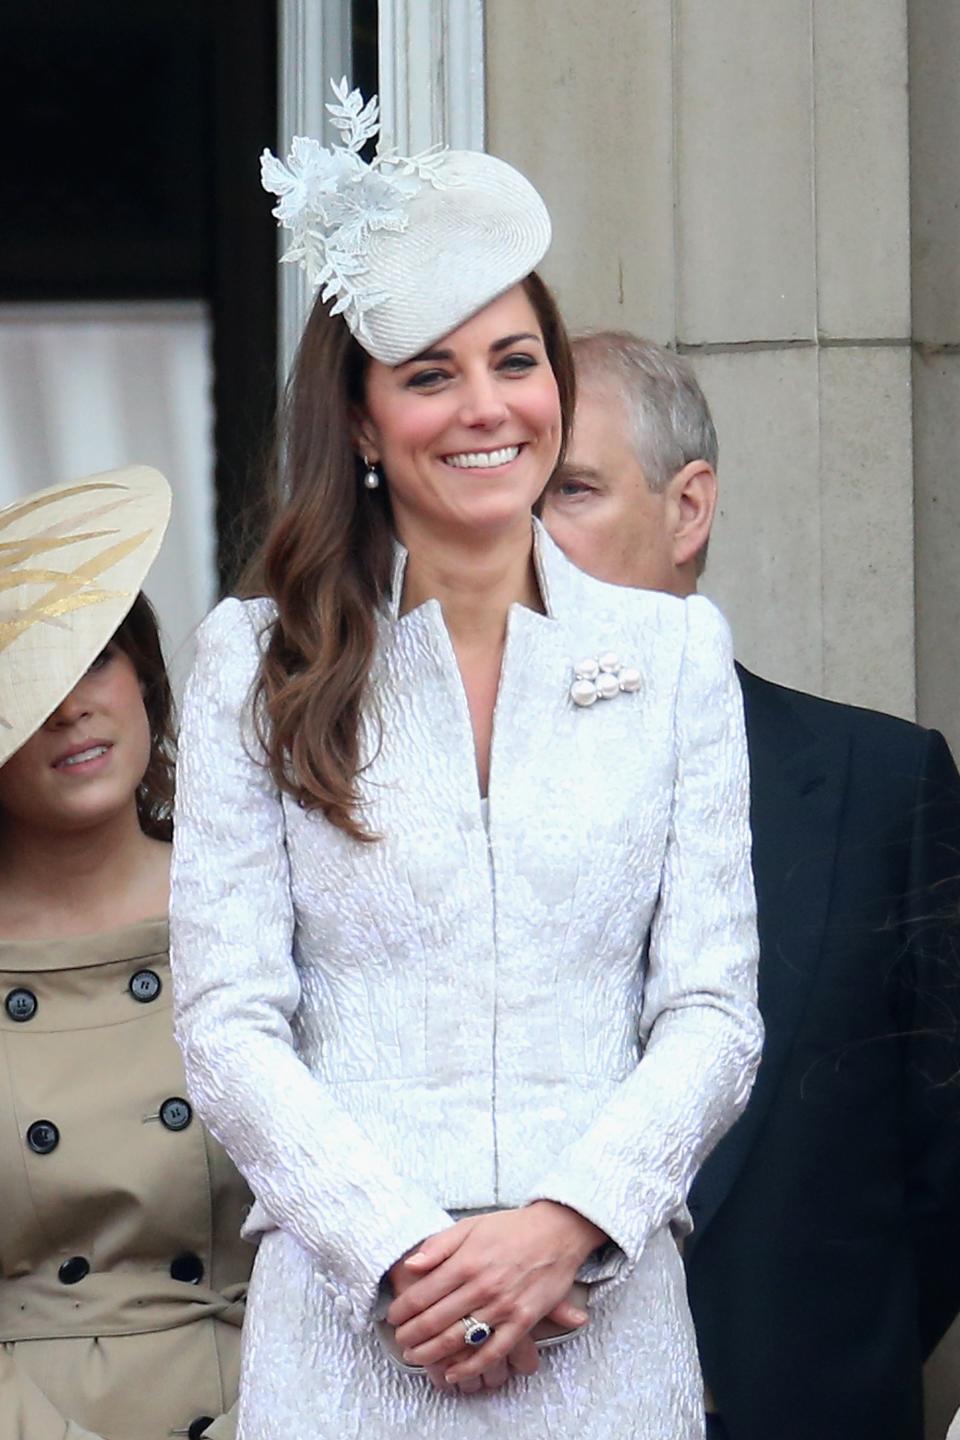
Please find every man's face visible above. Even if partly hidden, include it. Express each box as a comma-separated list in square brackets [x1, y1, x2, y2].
[541, 385, 681, 593]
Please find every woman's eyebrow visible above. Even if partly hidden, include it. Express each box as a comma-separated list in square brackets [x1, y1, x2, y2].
[490, 332, 542, 354]
[403, 346, 453, 365]
[401, 332, 542, 367]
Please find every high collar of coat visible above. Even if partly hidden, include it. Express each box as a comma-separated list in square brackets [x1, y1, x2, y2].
[384, 517, 575, 627]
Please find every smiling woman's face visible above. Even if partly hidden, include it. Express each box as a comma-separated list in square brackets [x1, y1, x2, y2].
[0, 644, 151, 835]
[355, 284, 562, 548]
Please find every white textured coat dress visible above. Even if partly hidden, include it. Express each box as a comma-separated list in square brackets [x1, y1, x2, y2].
[170, 524, 762, 1440]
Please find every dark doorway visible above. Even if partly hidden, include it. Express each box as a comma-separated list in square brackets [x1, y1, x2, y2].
[353, 0, 379, 104]
[0, 0, 278, 591]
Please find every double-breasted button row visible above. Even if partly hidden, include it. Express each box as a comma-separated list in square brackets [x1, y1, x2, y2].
[49, 1254, 204, 1287]
[5, 969, 163, 1023]
[24, 1097, 191, 1156]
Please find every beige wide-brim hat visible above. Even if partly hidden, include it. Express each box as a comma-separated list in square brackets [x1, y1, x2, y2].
[0, 465, 171, 767]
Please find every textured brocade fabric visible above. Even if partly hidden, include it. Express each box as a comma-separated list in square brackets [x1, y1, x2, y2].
[242, 1224, 703, 1439]
[170, 524, 761, 1439]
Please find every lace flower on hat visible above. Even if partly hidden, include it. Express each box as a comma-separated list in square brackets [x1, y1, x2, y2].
[261, 78, 450, 341]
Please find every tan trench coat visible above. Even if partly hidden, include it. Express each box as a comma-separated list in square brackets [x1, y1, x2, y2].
[0, 919, 253, 1440]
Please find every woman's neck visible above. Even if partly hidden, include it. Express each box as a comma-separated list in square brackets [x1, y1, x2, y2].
[398, 518, 542, 649]
[0, 804, 170, 938]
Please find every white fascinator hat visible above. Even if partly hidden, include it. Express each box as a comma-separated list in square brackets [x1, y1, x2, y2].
[261, 79, 552, 365]
[0, 466, 171, 767]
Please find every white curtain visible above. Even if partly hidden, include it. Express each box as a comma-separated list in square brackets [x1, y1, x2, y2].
[0, 301, 217, 696]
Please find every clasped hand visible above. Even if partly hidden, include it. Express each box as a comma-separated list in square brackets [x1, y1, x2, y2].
[386, 1201, 605, 1394]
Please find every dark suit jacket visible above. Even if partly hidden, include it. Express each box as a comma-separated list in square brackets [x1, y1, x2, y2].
[686, 666, 960, 1440]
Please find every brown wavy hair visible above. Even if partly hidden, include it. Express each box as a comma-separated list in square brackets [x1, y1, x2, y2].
[244, 272, 575, 842]
[112, 592, 177, 841]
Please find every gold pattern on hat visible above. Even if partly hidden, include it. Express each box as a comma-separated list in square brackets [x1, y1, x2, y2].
[0, 481, 154, 729]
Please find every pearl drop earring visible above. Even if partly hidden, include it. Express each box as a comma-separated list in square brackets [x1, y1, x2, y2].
[362, 455, 380, 490]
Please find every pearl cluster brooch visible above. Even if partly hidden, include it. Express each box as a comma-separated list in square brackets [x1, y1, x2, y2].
[570, 653, 641, 708]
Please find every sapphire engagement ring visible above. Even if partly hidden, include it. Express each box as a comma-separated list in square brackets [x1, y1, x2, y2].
[461, 1315, 494, 1347]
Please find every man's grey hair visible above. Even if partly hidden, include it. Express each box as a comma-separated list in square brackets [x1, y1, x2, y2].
[571, 331, 718, 493]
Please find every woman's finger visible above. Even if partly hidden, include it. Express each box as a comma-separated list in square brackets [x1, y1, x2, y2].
[424, 1342, 476, 1391]
[402, 1324, 465, 1368]
[443, 1324, 526, 1386]
[542, 1297, 589, 1330]
[392, 1280, 483, 1346]
[480, 1357, 510, 1390]
[399, 1277, 587, 1364]
[425, 1361, 457, 1393]
[403, 1216, 477, 1272]
[506, 1336, 539, 1376]
[403, 1309, 499, 1368]
[387, 1254, 477, 1329]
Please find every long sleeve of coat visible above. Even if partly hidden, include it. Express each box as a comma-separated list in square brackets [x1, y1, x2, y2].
[170, 600, 453, 1330]
[526, 596, 763, 1281]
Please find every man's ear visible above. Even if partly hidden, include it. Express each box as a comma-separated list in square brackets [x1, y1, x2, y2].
[669, 460, 716, 568]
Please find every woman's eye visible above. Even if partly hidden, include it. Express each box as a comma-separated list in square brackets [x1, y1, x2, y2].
[87, 647, 113, 674]
[500, 353, 537, 374]
[406, 368, 449, 389]
[555, 480, 591, 499]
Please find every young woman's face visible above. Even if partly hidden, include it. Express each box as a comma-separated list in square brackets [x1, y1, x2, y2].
[0, 644, 151, 835]
[357, 284, 562, 545]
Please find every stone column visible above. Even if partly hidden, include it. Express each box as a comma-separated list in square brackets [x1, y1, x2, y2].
[911, 0, 960, 759]
[486, 0, 919, 729]
[277, 0, 353, 378]
[910, 9, 960, 1437]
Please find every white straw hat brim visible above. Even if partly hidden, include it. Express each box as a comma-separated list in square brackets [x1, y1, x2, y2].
[0, 465, 171, 767]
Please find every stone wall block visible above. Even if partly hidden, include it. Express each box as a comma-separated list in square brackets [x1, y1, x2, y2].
[485, 0, 676, 341]
[676, 0, 816, 345]
[913, 350, 960, 758]
[909, 1, 960, 344]
[819, 345, 915, 720]
[695, 347, 823, 690]
[813, 0, 911, 340]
